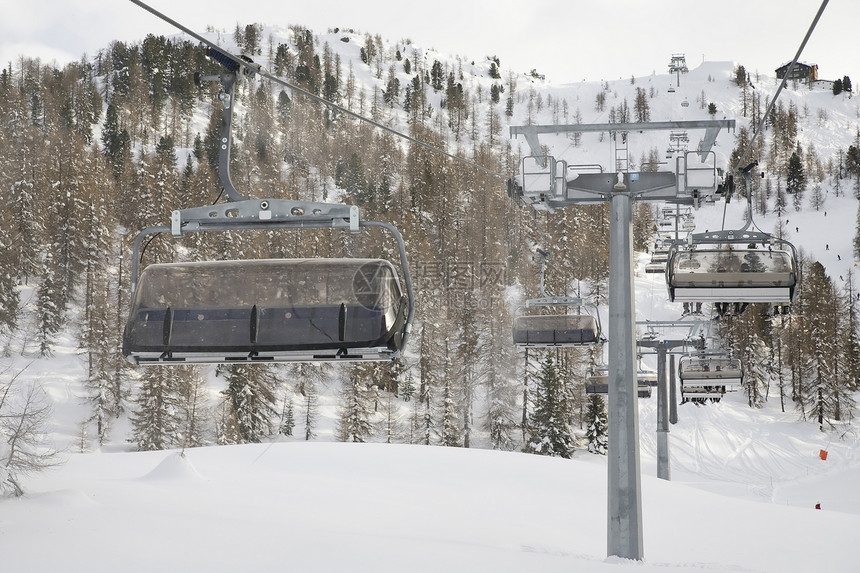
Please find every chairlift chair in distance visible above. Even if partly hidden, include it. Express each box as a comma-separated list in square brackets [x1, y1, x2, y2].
[512, 250, 601, 348]
[666, 231, 799, 304]
[586, 372, 652, 398]
[122, 48, 414, 365]
[678, 354, 743, 403]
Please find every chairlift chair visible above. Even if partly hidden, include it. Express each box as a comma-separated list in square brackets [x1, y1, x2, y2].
[678, 354, 743, 403]
[637, 369, 658, 387]
[122, 51, 414, 365]
[666, 231, 799, 304]
[124, 256, 410, 364]
[585, 372, 652, 398]
[512, 250, 602, 348]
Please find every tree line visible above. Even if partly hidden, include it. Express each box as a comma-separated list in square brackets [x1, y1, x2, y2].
[1, 32, 858, 491]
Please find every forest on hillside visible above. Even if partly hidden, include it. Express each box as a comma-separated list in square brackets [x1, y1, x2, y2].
[2, 25, 860, 469]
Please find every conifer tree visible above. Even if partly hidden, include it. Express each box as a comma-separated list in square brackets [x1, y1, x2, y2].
[35, 251, 63, 357]
[633, 87, 650, 122]
[221, 364, 278, 443]
[102, 102, 131, 179]
[132, 368, 184, 451]
[289, 363, 327, 441]
[176, 365, 210, 448]
[841, 273, 860, 392]
[786, 151, 806, 210]
[278, 394, 295, 437]
[336, 364, 375, 442]
[525, 352, 574, 458]
[482, 318, 520, 451]
[81, 276, 117, 444]
[585, 394, 608, 454]
[0, 219, 20, 334]
[832, 78, 843, 96]
[798, 262, 840, 429]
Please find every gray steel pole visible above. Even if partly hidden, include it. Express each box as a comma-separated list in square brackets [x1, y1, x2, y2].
[669, 354, 678, 424]
[606, 177, 644, 560]
[656, 347, 670, 480]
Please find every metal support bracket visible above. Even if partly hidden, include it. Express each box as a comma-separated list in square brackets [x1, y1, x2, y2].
[169, 199, 360, 237]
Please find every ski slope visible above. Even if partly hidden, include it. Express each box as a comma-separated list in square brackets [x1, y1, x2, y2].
[2, 423, 858, 572]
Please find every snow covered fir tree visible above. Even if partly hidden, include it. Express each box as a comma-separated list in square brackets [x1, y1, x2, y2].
[1, 20, 860, 499]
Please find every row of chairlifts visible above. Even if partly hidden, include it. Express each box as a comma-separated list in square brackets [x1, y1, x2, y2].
[512, 250, 602, 348]
[584, 353, 743, 403]
[122, 48, 414, 365]
[646, 207, 695, 274]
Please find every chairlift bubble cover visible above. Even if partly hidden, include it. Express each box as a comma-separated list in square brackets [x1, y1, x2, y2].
[666, 248, 797, 303]
[123, 258, 408, 363]
[512, 314, 599, 347]
[678, 356, 743, 386]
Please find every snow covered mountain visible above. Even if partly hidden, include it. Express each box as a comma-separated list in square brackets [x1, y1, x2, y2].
[1, 20, 860, 572]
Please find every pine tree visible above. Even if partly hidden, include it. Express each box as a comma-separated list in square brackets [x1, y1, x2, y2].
[290, 363, 326, 441]
[842, 273, 860, 393]
[176, 365, 210, 448]
[131, 368, 184, 451]
[0, 219, 20, 334]
[482, 319, 520, 451]
[35, 251, 63, 357]
[798, 262, 840, 429]
[832, 78, 843, 96]
[279, 395, 295, 437]
[221, 364, 278, 443]
[525, 352, 574, 458]
[585, 394, 608, 455]
[336, 364, 375, 442]
[101, 102, 131, 179]
[786, 151, 806, 211]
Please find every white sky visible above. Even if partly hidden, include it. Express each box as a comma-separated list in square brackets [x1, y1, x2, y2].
[0, 1, 855, 84]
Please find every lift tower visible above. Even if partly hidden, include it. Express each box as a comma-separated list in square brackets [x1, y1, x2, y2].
[508, 119, 734, 560]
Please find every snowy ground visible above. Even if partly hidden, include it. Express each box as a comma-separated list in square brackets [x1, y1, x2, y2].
[4, 282, 860, 573]
[4, 192, 860, 573]
[2, 407, 858, 573]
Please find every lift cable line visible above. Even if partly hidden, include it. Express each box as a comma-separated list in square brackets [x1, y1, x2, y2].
[733, 0, 829, 174]
[127, 0, 508, 182]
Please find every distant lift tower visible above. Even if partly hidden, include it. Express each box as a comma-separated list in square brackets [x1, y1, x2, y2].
[666, 130, 689, 158]
[669, 53, 688, 87]
[508, 118, 734, 561]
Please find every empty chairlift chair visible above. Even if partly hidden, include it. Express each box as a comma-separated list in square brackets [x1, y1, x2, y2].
[123, 258, 410, 364]
[122, 57, 414, 366]
[512, 248, 602, 348]
[512, 313, 600, 347]
[122, 199, 414, 365]
[585, 373, 652, 398]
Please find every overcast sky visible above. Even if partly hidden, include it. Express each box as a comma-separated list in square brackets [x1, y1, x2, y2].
[1, 1, 854, 84]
